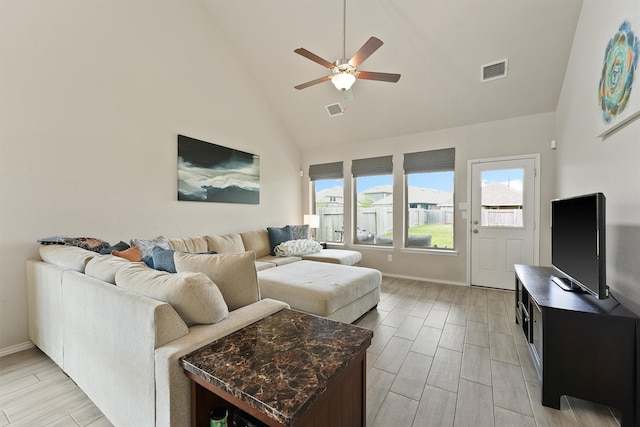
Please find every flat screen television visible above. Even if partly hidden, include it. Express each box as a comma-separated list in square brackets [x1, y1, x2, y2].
[551, 193, 608, 299]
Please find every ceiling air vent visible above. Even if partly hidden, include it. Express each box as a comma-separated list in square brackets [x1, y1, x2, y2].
[481, 59, 508, 82]
[325, 103, 345, 117]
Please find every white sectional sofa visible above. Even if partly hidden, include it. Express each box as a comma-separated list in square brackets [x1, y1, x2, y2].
[26, 229, 381, 427]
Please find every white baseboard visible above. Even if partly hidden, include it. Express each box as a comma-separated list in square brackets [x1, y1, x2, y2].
[0, 341, 34, 358]
[382, 273, 467, 287]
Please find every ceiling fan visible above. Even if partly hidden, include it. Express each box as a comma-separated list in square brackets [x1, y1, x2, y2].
[294, 0, 401, 92]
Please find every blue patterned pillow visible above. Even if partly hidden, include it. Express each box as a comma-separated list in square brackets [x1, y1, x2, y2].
[267, 226, 293, 255]
[131, 236, 169, 260]
[287, 224, 310, 240]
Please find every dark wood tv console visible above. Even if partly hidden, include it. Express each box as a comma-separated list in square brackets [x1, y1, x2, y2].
[514, 264, 639, 427]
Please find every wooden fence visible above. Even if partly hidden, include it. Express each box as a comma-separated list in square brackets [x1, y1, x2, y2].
[315, 206, 453, 242]
[481, 209, 523, 227]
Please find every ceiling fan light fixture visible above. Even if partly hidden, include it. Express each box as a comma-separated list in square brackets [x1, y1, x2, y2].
[331, 71, 356, 91]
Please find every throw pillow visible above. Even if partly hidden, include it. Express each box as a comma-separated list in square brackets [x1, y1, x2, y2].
[99, 241, 130, 255]
[130, 236, 169, 260]
[174, 251, 260, 311]
[152, 246, 217, 274]
[115, 263, 228, 326]
[112, 247, 142, 262]
[38, 236, 111, 253]
[288, 224, 310, 240]
[274, 239, 322, 256]
[267, 226, 293, 255]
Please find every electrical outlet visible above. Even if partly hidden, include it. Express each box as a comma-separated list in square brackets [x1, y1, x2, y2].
[387, 254, 393, 262]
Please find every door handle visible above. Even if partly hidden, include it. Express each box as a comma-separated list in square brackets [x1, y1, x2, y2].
[473, 229, 479, 233]
[473, 220, 479, 225]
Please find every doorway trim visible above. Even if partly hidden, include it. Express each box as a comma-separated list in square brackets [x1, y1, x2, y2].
[466, 153, 541, 286]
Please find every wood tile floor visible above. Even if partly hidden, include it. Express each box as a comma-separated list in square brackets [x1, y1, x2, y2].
[0, 276, 623, 426]
[355, 276, 622, 427]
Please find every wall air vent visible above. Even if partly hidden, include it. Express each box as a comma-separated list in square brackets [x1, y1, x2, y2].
[481, 59, 508, 82]
[325, 103, 345, 117]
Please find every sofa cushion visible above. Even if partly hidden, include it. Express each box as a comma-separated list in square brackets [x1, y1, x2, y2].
[288, 224, 310, 240]
[205, 234, 245, 254]
[301, 249, 363, 266]
[274, 239, 322, 256]
[39, 244, 98, 272]
[174, 251, 260, 311]
[256, 255, 302, 266]
[115, 263, 228, 326]
[85, 255, 132, 284]
[240, 230, 271, 258]
[267, 226, 293, 255]
[167, 236, 209, 253]
[255, 261, 277, 271]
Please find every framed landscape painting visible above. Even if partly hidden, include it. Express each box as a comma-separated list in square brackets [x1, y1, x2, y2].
[177, 135, 260, 204]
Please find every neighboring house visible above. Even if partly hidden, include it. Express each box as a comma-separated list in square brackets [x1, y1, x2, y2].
[358, 185, 392, 205]
[481, 182, 523, 209]
[363, 187, 453, 210]
[407, 187, 452, 210]
[316, 186, 344, 207]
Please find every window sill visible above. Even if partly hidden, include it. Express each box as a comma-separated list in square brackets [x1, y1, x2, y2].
[350, 244, 394, 252]
[401, 248, 459, 256]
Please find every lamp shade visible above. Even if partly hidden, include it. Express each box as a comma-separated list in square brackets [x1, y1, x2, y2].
[303, 214, 320, 229]
[331, 72, 356, 91]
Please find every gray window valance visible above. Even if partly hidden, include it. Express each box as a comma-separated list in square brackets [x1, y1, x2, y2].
[403, 148, 455, 174]
[308, 161, 343, 181]
[352, 155, 393, 177]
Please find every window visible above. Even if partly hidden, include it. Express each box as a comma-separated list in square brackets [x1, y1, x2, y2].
[480, 168, 523, 227]
[309, 162, 344, 242]
[352, 156, 393, 245]
[404, 148, 455, 249]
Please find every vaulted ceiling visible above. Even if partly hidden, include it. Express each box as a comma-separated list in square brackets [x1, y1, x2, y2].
[202, 0, 583, 149]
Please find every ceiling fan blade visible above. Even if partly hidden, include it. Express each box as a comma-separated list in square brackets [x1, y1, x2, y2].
[294, 76, 331, 90]
[357, 71, 401, 83]
[349, 37, 384, 67]
[294, 48, 335, 69]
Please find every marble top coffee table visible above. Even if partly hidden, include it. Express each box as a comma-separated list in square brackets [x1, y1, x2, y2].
[180, 308, 373, 427]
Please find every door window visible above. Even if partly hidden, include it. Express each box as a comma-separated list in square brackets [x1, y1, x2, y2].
[480, 168, 524, 228]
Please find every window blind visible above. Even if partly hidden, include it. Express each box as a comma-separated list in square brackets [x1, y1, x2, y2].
[308, 161, 343, 181]
[351, 155, 393, 177]
[403, 148, 455, 174]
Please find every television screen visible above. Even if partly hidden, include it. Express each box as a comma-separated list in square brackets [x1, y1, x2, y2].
[551, 193, 608, 299]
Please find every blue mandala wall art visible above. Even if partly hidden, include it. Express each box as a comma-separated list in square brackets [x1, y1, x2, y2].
[598, 21, 639, 125]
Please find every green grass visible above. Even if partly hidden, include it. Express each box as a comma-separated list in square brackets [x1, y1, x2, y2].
[408, 223, 454, 248]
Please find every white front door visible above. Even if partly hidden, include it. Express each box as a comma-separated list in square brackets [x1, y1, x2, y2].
[469, 156, 538, 290]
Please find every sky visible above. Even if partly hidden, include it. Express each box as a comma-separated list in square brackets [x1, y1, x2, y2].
[315, 171, 455, 193]
[314, 169, 524, 193]
[481, 168, 524, 191]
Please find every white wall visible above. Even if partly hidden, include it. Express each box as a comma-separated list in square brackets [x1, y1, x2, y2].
[301, 112, 557, 285]
[555, 0, 640, 313]
[0, 1, 302, 353]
